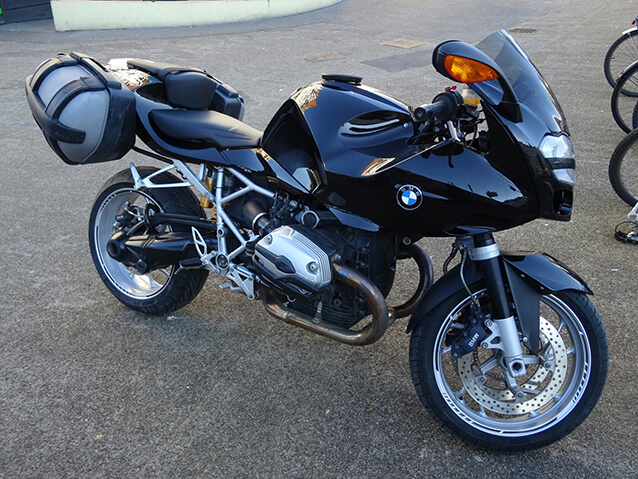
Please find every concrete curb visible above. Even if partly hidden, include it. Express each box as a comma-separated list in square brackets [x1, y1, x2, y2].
[50, 0, 342, 31]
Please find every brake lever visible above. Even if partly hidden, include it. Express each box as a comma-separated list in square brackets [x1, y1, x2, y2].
[446, 120, 461, 142]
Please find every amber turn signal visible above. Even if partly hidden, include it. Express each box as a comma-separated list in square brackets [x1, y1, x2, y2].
[444, 55, 500, 84]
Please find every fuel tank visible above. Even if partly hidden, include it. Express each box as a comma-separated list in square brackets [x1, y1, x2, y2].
[261, 76, 537, 238]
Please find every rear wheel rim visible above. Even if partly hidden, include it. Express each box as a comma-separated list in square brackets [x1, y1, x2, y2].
[93, 187, 174, 299]
[432, 290, 591, 436]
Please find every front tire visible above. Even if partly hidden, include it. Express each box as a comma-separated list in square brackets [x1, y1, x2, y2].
[89, 167, 209, 314]
[409, 286, 608, 451]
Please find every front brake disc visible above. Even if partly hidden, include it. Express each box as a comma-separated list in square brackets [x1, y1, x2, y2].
[457, 317, 568, 415]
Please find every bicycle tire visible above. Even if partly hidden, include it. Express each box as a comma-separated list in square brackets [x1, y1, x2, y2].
[609, 127, 638, 205]
[605, 29, 638, 94]
[610, 59, 638, 133]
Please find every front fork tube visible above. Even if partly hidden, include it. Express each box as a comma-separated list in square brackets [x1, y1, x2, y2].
[470, 234, 527, 379]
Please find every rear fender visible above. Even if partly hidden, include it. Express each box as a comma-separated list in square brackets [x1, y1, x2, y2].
[406, 252, 592, 354]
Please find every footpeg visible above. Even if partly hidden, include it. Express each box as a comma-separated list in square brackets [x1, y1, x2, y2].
[179, 258, 203, 269]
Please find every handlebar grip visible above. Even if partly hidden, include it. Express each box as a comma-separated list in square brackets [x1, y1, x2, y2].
[413, 90, 464, 122]
[414, 100, 449, 122]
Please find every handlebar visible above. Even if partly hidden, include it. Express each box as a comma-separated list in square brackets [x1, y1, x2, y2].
[413, 90, 464, 123]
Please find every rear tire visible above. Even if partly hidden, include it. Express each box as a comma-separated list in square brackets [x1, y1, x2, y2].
[610, 60, 638, 133]
[609, 127, 638, 205]
[604, 30, 638, 92]
[409, 285, 608, 451]
[89, 167, 209, 314]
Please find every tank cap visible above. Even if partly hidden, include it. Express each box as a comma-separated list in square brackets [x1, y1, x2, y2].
[321, 74, 363, 85]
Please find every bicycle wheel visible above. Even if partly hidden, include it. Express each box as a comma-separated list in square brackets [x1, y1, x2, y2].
[609, 127, 638, 205]
[604, 29, 638, 93]
[610, 60, 638, 132]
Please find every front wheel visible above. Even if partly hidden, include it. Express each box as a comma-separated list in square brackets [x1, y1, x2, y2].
[409, 286, 608, 451]
[89, 167, 209, 314]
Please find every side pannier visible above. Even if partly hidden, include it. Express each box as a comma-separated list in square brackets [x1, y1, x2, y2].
[26, 52, 136, 165]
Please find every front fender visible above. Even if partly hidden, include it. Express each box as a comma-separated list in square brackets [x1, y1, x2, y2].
[406, 252, 592, 353]
[501, 251, 592, 295]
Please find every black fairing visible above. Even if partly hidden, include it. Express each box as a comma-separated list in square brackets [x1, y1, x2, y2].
[260, 78, 539, 237]
[258, 31, 573, 235]
[260, 99, 324, 193]
[131, 30, 574, 237]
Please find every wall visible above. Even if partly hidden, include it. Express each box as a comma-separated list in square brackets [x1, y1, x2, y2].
[51, 0, 341, 32]
[0, 0, 53, 24]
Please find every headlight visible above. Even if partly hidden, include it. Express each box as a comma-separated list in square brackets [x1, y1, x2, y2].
[540, 134, 575, 185]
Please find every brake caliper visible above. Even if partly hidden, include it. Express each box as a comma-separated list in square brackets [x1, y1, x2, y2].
[450, 303, 488, 358]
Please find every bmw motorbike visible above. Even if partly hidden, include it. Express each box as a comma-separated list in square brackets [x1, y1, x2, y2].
[26, 30, 608, 451]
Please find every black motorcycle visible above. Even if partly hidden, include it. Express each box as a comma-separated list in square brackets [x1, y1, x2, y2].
[26, 30, 608, 451]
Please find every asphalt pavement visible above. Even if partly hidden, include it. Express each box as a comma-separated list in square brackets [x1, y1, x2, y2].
[1, 0, 636, 477]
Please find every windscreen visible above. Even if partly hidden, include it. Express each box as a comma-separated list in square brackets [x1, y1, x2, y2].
[470, 30, 567, 133]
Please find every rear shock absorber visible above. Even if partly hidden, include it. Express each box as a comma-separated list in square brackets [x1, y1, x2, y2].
[200, 168, 215, 209]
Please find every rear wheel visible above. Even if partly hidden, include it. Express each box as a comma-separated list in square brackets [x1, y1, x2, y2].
[409, 285, 608, 451]
[610, 60, 638, 133]
[609, 127, 638, 205]
[89, 167, 209, 314]
[604, 30, 638, 92]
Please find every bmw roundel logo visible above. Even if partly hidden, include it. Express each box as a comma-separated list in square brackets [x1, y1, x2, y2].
[397, 185, 423, 210]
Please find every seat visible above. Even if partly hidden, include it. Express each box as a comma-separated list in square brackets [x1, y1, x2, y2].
[149, 109, 262, 149]
[128, 59, 218, 110]
[127, 59, 204, 81]
[128, 58, 245, 117]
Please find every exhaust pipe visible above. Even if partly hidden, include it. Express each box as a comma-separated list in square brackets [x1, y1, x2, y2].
[391, 242, 433, 318]
[263, 262, 394, 346]
[262, 242, 433, 346]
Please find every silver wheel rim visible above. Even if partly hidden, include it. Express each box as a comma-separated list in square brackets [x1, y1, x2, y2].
[433, 290, 591, 436]
[93, 187, 174, 299]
